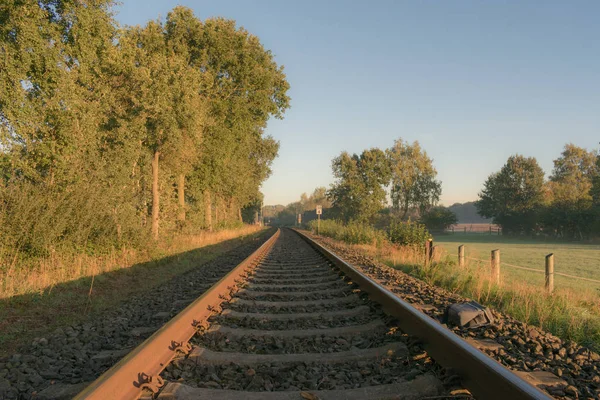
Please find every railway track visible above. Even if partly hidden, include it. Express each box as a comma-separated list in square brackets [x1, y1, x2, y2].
[76, 228, 551, 400]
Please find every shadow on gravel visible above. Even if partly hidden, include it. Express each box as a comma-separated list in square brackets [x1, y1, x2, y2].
[0, 228, 274, 357]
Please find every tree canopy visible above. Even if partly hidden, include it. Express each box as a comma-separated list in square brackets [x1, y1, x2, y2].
[0, 3, 290, 256]
[476, 155, 546, 234]
[328, 149, 390, 222]
[388, 139, 441, 218]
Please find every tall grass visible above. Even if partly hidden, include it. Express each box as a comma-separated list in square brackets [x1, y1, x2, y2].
[0, 225, 262, 299]
[308, 219, 388, 246]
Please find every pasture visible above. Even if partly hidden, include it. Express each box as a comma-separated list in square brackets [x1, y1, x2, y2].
[434, 235, 600, 293]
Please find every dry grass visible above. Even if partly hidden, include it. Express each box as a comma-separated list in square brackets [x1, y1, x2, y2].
[0, 225, 267, 355]
[0, 225, 262, 299]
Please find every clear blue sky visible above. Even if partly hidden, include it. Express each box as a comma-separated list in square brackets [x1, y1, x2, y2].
[115, 1, 599, 206]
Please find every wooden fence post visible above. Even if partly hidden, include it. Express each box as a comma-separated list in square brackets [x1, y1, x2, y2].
[458, 245, 465, 267]
[491, 249, 500, 284]
[424, 239, 433, 266]
[545, 253, 554, 293]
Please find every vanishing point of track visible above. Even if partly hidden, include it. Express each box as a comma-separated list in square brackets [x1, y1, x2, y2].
[75, 228, 551, 400]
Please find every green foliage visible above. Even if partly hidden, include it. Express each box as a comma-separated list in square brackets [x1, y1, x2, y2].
[0, 4, 289, 260]
[270, 187, 332, 226]
[387, 220, 431, 248]
[475, 146, 600, 239]
[325, 139, 442, 224]
[476, 155, 546, 234]
[388, 139, 442, 218]
[420, 206, 458, 231]
[543, 144, 599, 239]
[308, 220, 387, 246]
[327, 149, 390, 222]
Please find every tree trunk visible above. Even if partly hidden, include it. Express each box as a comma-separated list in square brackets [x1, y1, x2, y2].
[178, 173, 185, 222]
[205, 190, 212, 231]
[401, 199, 409, 220]
[151, 150, 160, 240]
[214, 195, 219, 225]
[113, 207, 122, 242]
[238, 207, 242, 222]
[229, 198, 235, 222]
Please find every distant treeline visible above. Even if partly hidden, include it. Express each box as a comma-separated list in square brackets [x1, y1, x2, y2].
[0, 3, 290, 258]
[271, 141, 600, 241]
[447, 202, 490, 224]
[270, 139, 453, 232]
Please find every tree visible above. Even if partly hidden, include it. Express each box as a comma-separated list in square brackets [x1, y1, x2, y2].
[476, 155, 545, 234]
[119, 20, 204, 240]
[327, 148, 390, 222]
[420, 206, 458, 231]
[183, 15, 290, 229]
[310, 187, 332, 209]
[387, 139, 441, 218]
[0, 4, 290, 260]
[592, 155, 600, 205]
[544, 144, 598, 239]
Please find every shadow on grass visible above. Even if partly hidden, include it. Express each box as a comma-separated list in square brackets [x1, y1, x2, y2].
[0, 228, 274, 356]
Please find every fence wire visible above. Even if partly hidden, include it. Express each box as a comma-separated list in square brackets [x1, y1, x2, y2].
[439, 248, 600, 284]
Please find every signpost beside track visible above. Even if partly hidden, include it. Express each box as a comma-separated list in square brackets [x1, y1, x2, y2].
[316, 205, 322, 235]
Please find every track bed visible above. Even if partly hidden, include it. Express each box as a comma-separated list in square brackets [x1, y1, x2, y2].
[158, 229, 455, 399]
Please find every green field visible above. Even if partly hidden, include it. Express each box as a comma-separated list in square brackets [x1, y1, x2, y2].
[434, 235, 600, 293]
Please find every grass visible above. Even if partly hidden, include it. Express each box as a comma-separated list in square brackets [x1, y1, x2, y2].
[311, 228, 600, 352]
[434, 234, 600, 292]
[0, 226, 267, 356]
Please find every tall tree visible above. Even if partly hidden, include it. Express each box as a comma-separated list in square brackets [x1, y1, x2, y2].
[120, 20, 204, 239]
[387, 139, 441, 218]
[476, 155, 545, 234]
[185, 15, 290, 228]
[0, 4, 290, 259]
[328, 148, 390, 222]
[544, 144, 598, 239]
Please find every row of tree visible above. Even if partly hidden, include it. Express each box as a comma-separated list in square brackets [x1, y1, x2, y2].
[271, 139, 445, 229]
[476, 144, 599, 239]
[327, 139, 442, 222]
[0, 2, 290, 257]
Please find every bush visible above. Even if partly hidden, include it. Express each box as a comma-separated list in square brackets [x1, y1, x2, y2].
[420, 206, 458, 231]
[307, 219, 387, 246]
[387, 219, 430, 248]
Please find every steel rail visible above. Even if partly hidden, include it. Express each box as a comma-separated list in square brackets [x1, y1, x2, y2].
[294, 229, 552, 400]
[75, 228, 280, 400]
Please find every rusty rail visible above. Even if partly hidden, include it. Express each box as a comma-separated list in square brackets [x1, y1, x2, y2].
[294, 229, 551, 400]
[75, 229, 280, 400]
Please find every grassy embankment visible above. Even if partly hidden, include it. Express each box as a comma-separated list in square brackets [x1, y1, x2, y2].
[308, 221, 600, 352]
[0, 225, 266, 355]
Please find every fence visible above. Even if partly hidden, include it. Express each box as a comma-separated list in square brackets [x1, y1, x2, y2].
[423, 241, 600, 293]
[443, 224, 502, 235]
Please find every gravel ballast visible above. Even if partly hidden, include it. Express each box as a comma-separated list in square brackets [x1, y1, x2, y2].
[304, 231, 600, 399]
[0, 230, 274, 400]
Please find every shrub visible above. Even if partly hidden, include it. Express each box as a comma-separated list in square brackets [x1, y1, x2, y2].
[420, 206, 458, 231]
[387, 219, 430, 248]
[307, 219, 387, 247]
